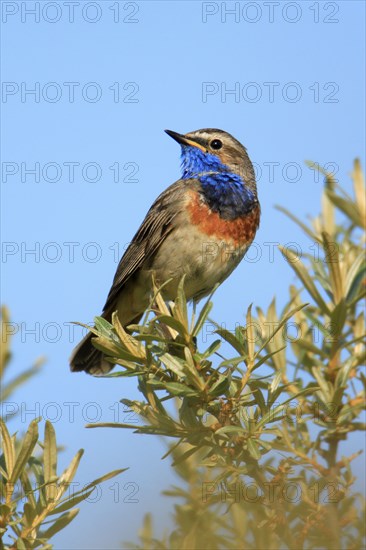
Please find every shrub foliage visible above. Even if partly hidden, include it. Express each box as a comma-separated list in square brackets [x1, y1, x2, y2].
[87, 161, 365, 549]
[0, 309, 125, 549]
[1, 162, 365, 549]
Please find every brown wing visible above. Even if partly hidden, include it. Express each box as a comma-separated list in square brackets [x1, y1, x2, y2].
[102, 179, 190, 312]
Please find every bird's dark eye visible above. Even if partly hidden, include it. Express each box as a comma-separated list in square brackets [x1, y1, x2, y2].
[210, 139, 223, 150]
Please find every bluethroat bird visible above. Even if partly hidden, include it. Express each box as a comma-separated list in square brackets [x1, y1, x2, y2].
[70, 129, 260, 375]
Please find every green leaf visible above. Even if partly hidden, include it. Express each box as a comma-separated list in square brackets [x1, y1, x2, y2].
[247, 438, 261, 460]
[173, 275, 188, 329]
[345, 253, 366, 303]
[276, 205, 320, 242]
[48, 489, 95, 516]
[256, 304, 307, 357]
[352, 158, 366, 225]
[246, 304, 255, 364]
[58, 449, 84, 487]
[16, 538, 28, 550]
[40, 508, 79, 539]
[201, 339, 221, 360]
[10, 419, 39, 486]
[279, 246, 331, 315]
[0, 418, 15, 479]
[214, 328, 246, 356]
[252, 346, 287, 371]
[215, 425, 247, 436]
[50, 468, 127, 515]
[292, 338, 327, 358]
[94, 316, 114, 337]
[43, 421, 57, 484]
[20, 470, 37, 509]
[171, 445, 202, 467]
[85, 422, 141, 429]
[182, 347, 204, 389]
[335, 360, 357, 389]
[209, 375, 231, 397]
[256, 388, 317, 430]
[92, 337, 142, 363]
[248, 385, 266, 416]
[83, 468, 127, 493]
[311, 367, 332, 402]
[322, 232, 343, 304]
[154, 315, 187, 337]
[192, 298, 214, 337]
[160, 353, 185, 377]
[219, 355, 247, 368]
[23, 502, 36, 526]
[269, 372, 282, 395]
[0, 504, 11, 520]
[163, 382, 199, 397]
[326, 189, 364, 228]
[329, 299, 347, 341]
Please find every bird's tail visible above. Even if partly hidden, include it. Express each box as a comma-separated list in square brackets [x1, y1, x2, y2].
[69, 329, 113, 376]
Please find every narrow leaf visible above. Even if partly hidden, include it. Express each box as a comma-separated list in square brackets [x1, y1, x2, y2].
[276, 205, 320, 242]
[83, 469, 127, 494]
[247, 438, 261, 460]
[160, 353, 185, 377]
[215, 328, 246, 355]
[279, 246, 330, 315]
[10, 419, 39, 486]
[192, 298, 214, 337]
[0, 418, 15, 479]
[256, 304, 307, 357]
[48, 489, 95, 516]
[246, 304, 255, 365]
[58, 449, 84, 487]
[322, 232, 343, 304]
[43, 421, 57, 484]
[40, 508, 79, 539]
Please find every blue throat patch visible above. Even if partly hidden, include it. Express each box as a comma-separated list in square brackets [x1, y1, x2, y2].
[180, 146, 255, 220]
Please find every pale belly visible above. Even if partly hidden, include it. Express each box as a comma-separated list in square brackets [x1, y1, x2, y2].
[115, 223, 249, 326]
[151, 224, 248, 299]
[112, 181, 261, 328]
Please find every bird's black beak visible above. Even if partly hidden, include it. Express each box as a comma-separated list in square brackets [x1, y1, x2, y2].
[165, 129, 186, 145]
[165, 129, 207, 152]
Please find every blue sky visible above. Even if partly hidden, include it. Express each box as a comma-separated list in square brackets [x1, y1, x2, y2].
[1, 1, 365, 548]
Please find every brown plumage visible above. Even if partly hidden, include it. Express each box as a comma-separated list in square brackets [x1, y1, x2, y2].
[70, 128, 260, 375]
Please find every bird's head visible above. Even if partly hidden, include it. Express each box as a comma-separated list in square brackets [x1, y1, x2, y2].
[165, 128, 256, 192]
